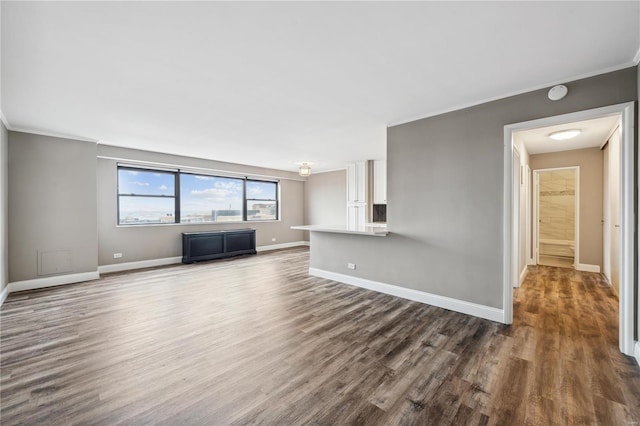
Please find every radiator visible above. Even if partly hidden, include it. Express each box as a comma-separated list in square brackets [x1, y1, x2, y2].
[182, 229, 257, 263]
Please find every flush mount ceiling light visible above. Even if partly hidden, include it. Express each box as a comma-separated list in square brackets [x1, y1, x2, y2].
[299, 163, 312, 177]
[548, 84, 568, 101]
[549, 129, 581, 140]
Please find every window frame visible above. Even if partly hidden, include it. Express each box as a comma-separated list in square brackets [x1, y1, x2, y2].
[245, 179, 279, 222]
[117, 166, 179, 225]
[116, 165, 280, 226]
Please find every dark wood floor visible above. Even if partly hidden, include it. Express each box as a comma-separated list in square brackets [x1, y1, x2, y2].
[1, 248, 639, 425]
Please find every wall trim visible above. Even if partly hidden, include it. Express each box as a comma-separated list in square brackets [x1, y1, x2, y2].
[9, 126, 98, 143]
[575, 263, 601, 273]
[390, 63, 636, 127]
[98, 256, 182, 274]
[519, 266, 528, 286]
[99, 242, 310, 274]
[97, 152, 304, 182]
[309, 267, 504, 323]
[0, 286, 8, 306]
[8, 271, 100, 293]
[0, 110, 10, 129]
[310, 167, 348, 175]
[256, 241, 308, 252]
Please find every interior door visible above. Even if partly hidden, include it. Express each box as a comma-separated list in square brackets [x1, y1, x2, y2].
[603, 141, 611, 280]
[608, 126, 621, 293]
[512, 149, 520, 287]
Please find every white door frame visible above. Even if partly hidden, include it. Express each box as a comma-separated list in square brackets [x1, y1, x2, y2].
[532, 167, 580, 267]
[502, 102, 635, 356]
[525, 165, 533, 266]
[602, 122, 622, 285]
[512, 147, 520, 288]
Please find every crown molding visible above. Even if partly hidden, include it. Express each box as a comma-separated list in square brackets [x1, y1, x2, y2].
[389, 61, 638, 127]
[0, 110, 97, 142]
[0, 110, 10, 130]
[7, 125, 98, 143]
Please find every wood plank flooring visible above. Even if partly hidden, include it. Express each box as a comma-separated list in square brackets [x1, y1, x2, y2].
[1, 248, 639, 424]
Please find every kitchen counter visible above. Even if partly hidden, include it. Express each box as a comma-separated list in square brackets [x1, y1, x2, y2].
[291, 224, 389, 237]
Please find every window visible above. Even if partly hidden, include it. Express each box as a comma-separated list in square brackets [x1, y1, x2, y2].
[117, 166, 279, 225]
[180, 174, 244, 223]
[246, 180, 278, 221]
[118, 167, 177, 224]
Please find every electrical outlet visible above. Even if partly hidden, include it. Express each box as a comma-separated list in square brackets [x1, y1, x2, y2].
[113, 253, 123, 259]
[272, 237, 277, 242]
[347, 263, 356, 270]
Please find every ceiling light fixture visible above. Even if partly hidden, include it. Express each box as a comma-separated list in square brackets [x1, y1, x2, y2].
[548, 84, 568, 101]
[299, 163, 312, 177]
[549, 129, 581, 140]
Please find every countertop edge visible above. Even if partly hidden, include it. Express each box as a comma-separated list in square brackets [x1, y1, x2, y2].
[291, 225, 389, 237]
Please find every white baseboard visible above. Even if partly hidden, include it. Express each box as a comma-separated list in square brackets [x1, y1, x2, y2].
[98, 256, 182, 274]
[519, 266, 528, 286]
[308, 268, 504, 323]
[575, 263, 601, 273]
[634, 341, 640, 366]
[8, 271, 100, 293]
[256, 241, 308, 252]
[99, 241, 310, 274]
[0, 285, 8, 306]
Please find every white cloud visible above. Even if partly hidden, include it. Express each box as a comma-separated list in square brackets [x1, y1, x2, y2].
[214, 180, 242, 190]
[132, 181, 150, 187]
[194, 175, 214, 181]
[247, 186, 263, 197]
[159, 185, 168, 191]
[191, 187, 236, 199]
[125, 170, 139, 176]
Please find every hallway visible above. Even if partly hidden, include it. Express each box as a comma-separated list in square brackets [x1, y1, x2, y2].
[512, 265, 640, 423]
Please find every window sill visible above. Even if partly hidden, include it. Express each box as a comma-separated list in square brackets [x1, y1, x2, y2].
[116, 220, 282, 228]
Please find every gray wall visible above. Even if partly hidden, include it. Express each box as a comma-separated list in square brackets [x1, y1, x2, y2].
[8, 132, 98, 282]
[97, 145, 305, 266]
[311, 67, 637, 310]
[530, 147, 604, 268]
[303, 170, 347, 241]
[0, 122, 8, 292]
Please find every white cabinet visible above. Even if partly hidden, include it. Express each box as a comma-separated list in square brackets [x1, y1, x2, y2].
[347, 161, 367, 203]
[347, 204, 367, 229]
[347, 161, 368, 228]
[373, 160, 387, 204]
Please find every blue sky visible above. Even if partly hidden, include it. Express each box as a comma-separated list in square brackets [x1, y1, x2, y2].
[118, 169, 174, 196]
[180, 174, 243, 214]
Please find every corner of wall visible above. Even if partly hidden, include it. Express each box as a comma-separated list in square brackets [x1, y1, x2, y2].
[0, 121, 8, 301]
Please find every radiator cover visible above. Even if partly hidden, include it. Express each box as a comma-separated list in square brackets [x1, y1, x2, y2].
[182, 229, 257, 263]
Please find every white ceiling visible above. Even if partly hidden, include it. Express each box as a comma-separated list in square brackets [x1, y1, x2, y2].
[1, 1, 639, 172]
[517, 115, 620, 155]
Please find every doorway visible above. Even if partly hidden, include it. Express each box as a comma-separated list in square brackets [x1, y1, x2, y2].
[534, 167, 578, 269]
[503, 102, 635, 356]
